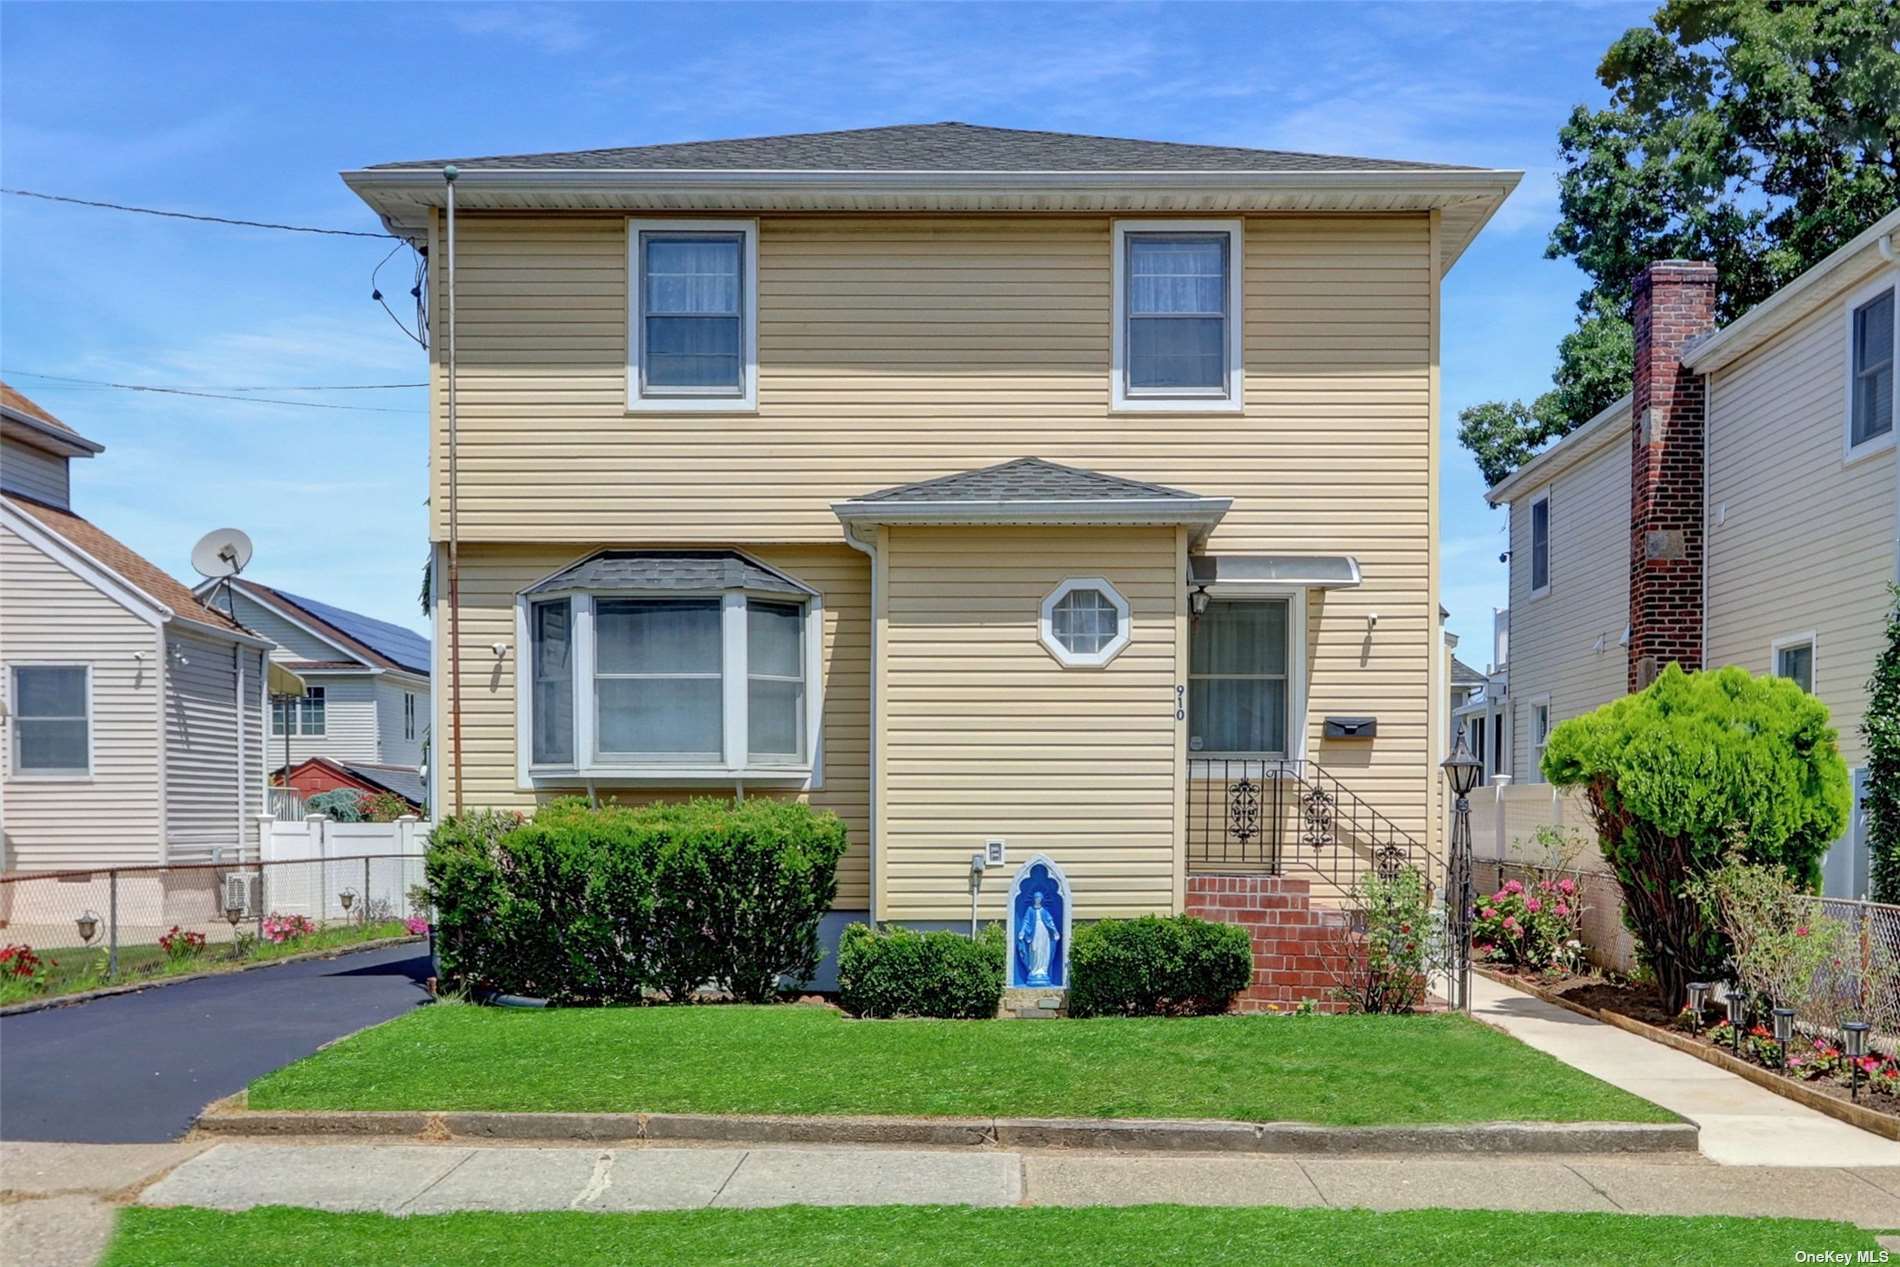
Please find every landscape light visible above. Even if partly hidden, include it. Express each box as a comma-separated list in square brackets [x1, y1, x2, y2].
[1726, 989, 1747, 1056]
[1686, 982, 1711, 1035]
[1842, 1022, 1871, 1103]
[1772, 1007, 1796, 1069]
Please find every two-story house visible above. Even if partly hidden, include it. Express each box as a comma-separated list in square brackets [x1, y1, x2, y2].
[344, 123, 1519, 994]
[193, 579, 431, 811]
[1, 382, 278, 871]
[1485, 209, 1899, 897]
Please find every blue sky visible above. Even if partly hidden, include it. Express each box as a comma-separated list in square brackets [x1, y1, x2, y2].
[1, 0, 1649, 656]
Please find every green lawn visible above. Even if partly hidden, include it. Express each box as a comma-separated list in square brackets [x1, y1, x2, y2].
[103, 1205, 1873, 1267]
[248, 1003, 1673, 1125]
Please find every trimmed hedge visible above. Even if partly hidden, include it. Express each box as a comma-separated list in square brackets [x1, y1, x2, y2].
[427, 798, 847, 1004]
[836, 923, 1006, 1019]
[1067, 915, 1252, 1017]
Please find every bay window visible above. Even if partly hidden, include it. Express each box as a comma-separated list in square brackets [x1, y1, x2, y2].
[519, 551, 821, 783]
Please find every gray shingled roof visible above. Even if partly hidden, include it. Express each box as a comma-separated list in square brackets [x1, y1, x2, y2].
[370, 122, 1478, 175]
[1451, 655, 1488, 687]
[851, 458, 1203, 504]
[525, 550, 811, 596]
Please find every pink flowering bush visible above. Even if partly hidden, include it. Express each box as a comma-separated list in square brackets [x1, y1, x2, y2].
[1470, 874, 1586, 973]
[260, 913, 317, 945]
[402, 915, 430, 936]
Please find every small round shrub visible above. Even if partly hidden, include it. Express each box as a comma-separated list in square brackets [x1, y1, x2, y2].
[1066, 915, 1251, 1017]
[836, 923, 1005, 1019]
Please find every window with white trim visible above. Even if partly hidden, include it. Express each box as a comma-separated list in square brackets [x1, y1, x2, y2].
[628, 219, 757, 411]
[1529, 489, 1551, 596]
[1530, 700, 1551, 781]
[1188, 598, 1290, 756]
[10, 665, 89, 775]
[1775, 638, 1815, 694]
[1850, 285, 1895, 451]
[1039, 578, 1131, 668]
[1112, 220, 1243, 411]
[272, 685, 326, 737]
[522, 564, 821, 780]
[403, 692, 417, 742]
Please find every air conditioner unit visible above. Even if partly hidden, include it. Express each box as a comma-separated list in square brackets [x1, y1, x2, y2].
[222, 871, 261, 918]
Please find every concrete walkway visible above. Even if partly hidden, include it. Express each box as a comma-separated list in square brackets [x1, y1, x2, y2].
[1472, 973, 1900, 1167]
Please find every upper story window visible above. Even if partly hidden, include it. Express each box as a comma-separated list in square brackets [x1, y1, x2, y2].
[1849, 283, 1895, 455]
[519, 550, 821, 783]
[628, 220, 758, 412]
[1039, 578, 1131, 668]
[10, 664, 89, 776]
[1528, 488, 1551, 597]
[1188, 597, 1291, 757]
[1112, 220, 1244, 412]
[403, 692, 417, 742]
[272, 685, 326, 737]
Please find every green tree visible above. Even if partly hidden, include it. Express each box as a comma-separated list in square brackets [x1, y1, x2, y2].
[1864, 585, 1900, 903]
[1460, 0, 1900, 484]
[1543, 665, 1850, 1011]
[1458, 298, 1633, 487]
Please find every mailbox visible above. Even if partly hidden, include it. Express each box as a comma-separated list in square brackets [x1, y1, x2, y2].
[1323, 716, 1377, 739]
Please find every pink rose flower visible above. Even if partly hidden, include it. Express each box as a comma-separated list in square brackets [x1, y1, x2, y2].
[1503, 880, 1524, 895]
[1525, 898, 1542, 913]
[1481, 907, 1499, 920]
[1558, 878, 1576, 895]
[1502, 916, 1520, 932]
[1554, 902, 1570, 917]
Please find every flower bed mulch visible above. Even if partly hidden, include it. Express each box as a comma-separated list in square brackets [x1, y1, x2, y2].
[1477, 965, 1900, 1138]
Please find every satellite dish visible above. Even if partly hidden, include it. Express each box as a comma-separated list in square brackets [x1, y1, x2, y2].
[190, 528, 253, 580]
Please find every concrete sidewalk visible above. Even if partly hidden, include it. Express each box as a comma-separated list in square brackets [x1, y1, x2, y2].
[131, 1141, 1900, 1225]
[1471, 973, 1900, 1167]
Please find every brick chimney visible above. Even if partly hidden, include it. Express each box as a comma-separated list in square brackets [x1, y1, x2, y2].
[1628, 260, 1717, 692]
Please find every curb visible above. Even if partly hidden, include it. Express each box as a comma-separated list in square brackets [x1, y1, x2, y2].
[0, 936, 425, 1017]
[1476, 967, 1900, 1143]
[194, 1105, 1697, 1155]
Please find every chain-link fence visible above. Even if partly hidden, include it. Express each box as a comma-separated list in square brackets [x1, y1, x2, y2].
[0, 853, 427, 999]
[1809, 896, 1900, 1053]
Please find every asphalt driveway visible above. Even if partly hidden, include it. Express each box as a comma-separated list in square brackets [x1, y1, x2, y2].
[0, 943, 431, 1143]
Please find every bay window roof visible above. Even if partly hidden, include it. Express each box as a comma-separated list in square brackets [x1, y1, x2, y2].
[524, 549, 813, 597]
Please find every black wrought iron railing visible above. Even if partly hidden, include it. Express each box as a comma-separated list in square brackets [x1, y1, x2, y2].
[1187, 758, 1440, 898]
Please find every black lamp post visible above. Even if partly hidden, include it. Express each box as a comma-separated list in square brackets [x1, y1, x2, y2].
[1771, 1006, 1796, 1070]
[1843, 1022, 1871, 1102]
[1725, 987, 1747, 1056]
[1440, 734, 1483, 1013]
[1685, 981, 1712, 1036]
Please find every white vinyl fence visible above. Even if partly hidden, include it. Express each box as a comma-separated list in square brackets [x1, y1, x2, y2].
[260, 815, 431, 925]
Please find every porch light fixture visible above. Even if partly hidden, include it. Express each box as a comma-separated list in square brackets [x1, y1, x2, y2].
[1188, 584, 1212, 619]
[75, 910, 99, 946]
[339, 887, 357, 917]
[1685, 981, 1711, 1035]
[1725, 988, 1747, 1055]
[1842, 1021, 1871, 1102]
[1771, 1006, 1795, 1069]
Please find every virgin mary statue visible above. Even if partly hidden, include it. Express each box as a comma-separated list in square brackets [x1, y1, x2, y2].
[1017, 892, 1060, 986]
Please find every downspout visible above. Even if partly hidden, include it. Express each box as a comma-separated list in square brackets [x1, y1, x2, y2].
[444, 165, 464, 816]
[235, 644, 246, 861]
[841, 521, 878, 917]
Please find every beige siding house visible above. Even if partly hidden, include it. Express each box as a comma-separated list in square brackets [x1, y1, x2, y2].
[344, 124, 1518, 984]
[1, 385, 275, 871]
[1482, 210, 1900, 897]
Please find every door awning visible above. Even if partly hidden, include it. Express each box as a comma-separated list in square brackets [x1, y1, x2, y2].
[267, 661, 307, 698]
[1189, 554, 1362, 589]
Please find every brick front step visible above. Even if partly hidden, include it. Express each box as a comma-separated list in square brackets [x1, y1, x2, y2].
[1189, 873, 1365, 1014]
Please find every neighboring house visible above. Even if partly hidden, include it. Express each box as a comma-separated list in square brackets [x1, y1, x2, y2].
[1448, 652, 1487, 722]
[192, 579, 430, 810]
[1, 384, 275, 871]
[344, 122, 1518, 989]
[1485, 209, 1899, 896]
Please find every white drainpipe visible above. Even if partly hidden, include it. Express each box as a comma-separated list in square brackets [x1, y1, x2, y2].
[841, 522, 878, 918]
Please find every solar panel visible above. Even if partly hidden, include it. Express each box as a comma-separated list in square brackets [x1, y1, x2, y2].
[273, 588, 431, 674]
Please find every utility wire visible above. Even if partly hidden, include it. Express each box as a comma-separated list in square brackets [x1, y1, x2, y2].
[3, 188, 397, 238]
[1, 372, 418, 413]
[5, 371, 424, 392]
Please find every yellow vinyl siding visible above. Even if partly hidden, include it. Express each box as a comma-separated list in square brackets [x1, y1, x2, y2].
[1505, 420, 1632, 779]
[1705, 287, 1898, 766]
[881, 526, 1179, 922]
[0, 524, 163, 869]
[435, 542, 870, 909]
[434, 211, 1438, 895]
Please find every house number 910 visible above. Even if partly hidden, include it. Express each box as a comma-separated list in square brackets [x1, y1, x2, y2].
[1175, 684, 1185, 721]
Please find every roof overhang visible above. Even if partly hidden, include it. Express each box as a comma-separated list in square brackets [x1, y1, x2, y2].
[1681, 209, 1900, 377]
[833, 494, 1232, 549]
[1188, 553, 1361, 589]
[1, 408, 104, 458]
[341, 167, 1522, 275]
[1485, 392, 1633, 506]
